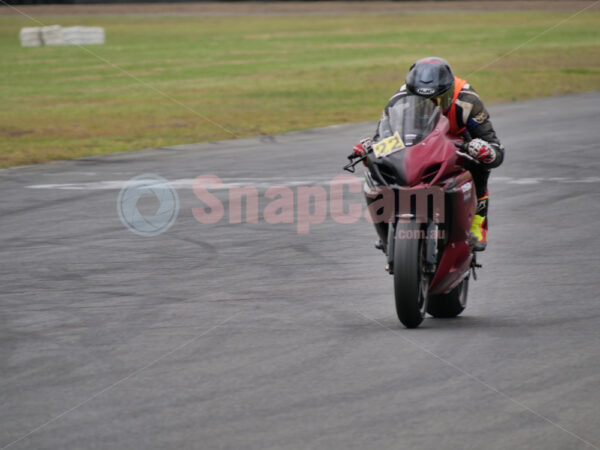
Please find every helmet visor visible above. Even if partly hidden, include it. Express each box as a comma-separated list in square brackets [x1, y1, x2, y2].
[432, 83, 454, 111]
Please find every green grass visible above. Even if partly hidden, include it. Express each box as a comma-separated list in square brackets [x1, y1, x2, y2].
[1, 11, 599, 167]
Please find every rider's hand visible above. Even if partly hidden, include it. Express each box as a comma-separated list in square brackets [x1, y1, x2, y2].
[352, 138, 373, 158]
[467, 138, 497, 164]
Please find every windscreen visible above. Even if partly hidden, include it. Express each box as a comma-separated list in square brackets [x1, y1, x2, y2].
[377, 95, 441, 147]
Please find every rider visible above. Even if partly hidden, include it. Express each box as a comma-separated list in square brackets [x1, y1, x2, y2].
[353, 57, 505, 251]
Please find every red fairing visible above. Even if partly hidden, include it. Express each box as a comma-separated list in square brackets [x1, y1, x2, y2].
[396, 115, 476, 295]
[402, 116, 462, 187]
[429, 170, 475, 295]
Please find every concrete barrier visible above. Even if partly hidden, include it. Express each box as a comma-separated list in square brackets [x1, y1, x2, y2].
[62, 26, 105, 45]
[41, 25, 64, 46]
[19, 27, 42, 47]
[20, 25, 105, 47]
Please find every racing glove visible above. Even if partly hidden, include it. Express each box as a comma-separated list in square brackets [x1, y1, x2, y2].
[467, 138, 497, 164]
[352, 138, 373, 158]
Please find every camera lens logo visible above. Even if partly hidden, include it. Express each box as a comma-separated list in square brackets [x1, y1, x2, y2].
[117, 174, 179, 237]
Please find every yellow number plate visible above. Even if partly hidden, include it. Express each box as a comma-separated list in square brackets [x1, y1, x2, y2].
[373, 132, 406, 158]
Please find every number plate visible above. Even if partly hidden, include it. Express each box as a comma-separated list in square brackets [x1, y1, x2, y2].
[373, 132, 406, 158]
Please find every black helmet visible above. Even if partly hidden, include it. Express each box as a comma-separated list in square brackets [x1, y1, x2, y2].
[406, 57, 455, 111]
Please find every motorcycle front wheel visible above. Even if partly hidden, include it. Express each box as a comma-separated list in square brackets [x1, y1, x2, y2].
[394, 223, 429, 329]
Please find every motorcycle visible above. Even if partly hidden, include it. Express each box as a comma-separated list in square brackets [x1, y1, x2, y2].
[344, 95, 482, 328]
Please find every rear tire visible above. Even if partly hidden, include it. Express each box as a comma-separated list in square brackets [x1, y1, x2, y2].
[427, 277, 469, 318]
[394, 224, 428, 328]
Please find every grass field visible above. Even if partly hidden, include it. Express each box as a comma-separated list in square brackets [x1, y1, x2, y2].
[1, 10, 599, 167]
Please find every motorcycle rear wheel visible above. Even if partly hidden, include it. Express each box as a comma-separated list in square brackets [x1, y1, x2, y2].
[427, 277, 469, 318]
[394, 223, 428, 329]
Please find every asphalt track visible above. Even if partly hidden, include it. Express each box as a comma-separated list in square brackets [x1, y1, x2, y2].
[1, 92, 600, 450]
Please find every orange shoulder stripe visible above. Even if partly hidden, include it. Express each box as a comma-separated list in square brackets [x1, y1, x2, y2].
[447, 76, 467, 136]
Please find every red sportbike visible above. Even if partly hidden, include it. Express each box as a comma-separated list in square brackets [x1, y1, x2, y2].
[344, 95, 482, 328]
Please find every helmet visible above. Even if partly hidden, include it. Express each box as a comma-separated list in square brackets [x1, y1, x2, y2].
[406, 57, 455, 111]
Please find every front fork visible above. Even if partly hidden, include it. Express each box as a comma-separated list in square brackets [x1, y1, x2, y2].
[385, 223, 395, 274]
[385, 220, 438, 276]
[363, 174, 442, 277]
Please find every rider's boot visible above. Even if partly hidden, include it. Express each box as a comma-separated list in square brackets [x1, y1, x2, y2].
[470, 190, 489, 252]
[470, 214, 487, 252]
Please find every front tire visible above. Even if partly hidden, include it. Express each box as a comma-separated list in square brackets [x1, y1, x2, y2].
[427, 277, 469, 318]
[394, 223, 428, 328]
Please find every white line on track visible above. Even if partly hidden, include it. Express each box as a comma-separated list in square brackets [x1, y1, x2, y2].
[25, 176, 600, 190]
